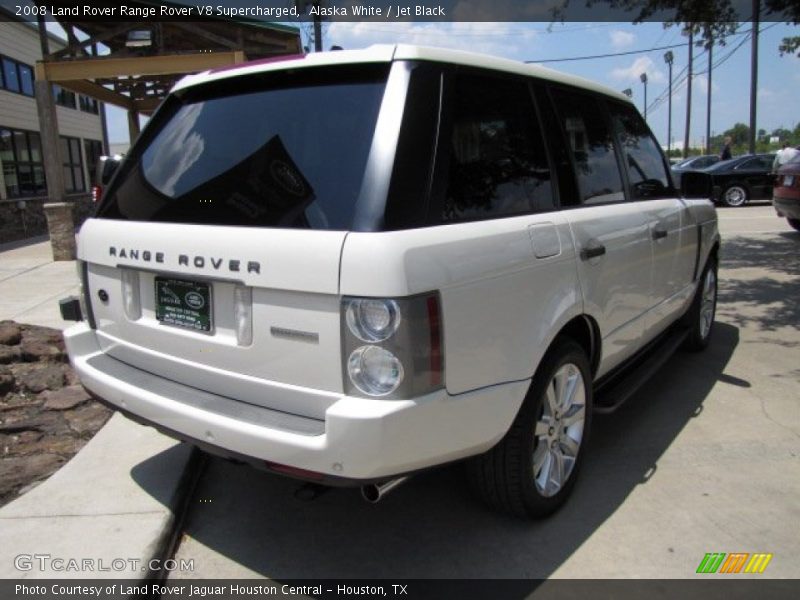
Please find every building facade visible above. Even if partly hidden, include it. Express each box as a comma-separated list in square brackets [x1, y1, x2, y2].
[0, 19, 106, 244]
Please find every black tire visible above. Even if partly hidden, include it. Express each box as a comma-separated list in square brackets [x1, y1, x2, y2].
[682, 256, 718, 352]
[466, 338, 592, 518]
[721, 185, 748, 207]
[788, 218, 800, 232]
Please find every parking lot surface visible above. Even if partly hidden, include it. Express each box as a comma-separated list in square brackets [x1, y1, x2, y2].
[158, 204, 799, 579]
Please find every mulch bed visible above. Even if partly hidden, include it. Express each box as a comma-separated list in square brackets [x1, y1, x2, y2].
[0, 321, 112, 508]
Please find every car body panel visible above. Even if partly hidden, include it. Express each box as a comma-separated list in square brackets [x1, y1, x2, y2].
[772, 157, 800, 220]
[61, 44, 718, 486]
[703, 154, 776, 204]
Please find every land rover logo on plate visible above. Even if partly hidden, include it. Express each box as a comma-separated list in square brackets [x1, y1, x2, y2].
[270, 159, 306, 196]
[185, 291, 205, 309]
[155, 277, 212, 333]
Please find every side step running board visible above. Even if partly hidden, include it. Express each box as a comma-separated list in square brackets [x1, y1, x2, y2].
[594, 327, 689, 414]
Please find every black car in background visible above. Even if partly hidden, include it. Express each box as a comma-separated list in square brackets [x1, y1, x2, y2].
[670, 154, 720, 188]
[702, 154, 776, 207]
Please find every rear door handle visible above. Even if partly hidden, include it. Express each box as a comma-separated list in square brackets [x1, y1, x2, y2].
[653, 228, 668, 240]
[580, 243, 606, 261]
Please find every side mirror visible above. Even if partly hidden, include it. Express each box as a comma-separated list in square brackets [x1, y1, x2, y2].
[680, 171, 712, 199]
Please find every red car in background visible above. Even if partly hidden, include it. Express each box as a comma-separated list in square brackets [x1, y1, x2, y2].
[773, 154, 800, 232]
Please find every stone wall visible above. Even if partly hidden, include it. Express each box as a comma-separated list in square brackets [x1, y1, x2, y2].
[0, 196, 94, 246]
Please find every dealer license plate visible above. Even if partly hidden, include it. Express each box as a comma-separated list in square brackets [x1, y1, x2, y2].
[155, 277, 212, 332]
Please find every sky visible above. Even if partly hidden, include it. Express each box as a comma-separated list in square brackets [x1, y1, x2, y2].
[98, 20, 799, 151]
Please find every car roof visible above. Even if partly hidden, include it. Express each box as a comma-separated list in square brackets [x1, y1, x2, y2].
[706, 154, 775, 171]
[172, 44, 632, 104]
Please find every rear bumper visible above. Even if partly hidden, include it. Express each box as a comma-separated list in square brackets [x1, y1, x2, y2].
[64, 323, 529, 481]
[772, 195, 800, 220]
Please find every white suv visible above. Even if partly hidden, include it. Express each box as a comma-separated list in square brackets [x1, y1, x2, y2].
[61, 45, 719, 518]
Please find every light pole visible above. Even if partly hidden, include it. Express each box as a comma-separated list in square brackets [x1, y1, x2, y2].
[706, 41, 713, 155]
[664, 50, 674, 155]
[640, 72, 648, 121]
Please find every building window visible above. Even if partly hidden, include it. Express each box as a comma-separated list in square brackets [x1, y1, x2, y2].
[0, 127, 46, 198]
[79, 95, 100, 114]
[60, 136, 84, 193]
[0, 55, 35, 97]
[84, 139, 103, 184]
[53, 84, 77, 109]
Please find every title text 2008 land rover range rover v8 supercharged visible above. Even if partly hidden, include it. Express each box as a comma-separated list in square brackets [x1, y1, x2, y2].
[60, 45, 719, 518]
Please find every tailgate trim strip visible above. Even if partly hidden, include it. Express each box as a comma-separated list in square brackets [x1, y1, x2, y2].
[86, 354, 326, 437]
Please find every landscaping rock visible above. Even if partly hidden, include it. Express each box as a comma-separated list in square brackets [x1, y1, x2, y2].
[43, 385, 91, 411]
[0, 324, 22, 346]
[0, 346, 22, 365]
[20, 340, 65, 363]
[0, 366, 13, 395]
[12, 363, 67, 394]
[0, 454, 65, 504]
[66, 403, 111, 436]
[0, 321, 112, 508]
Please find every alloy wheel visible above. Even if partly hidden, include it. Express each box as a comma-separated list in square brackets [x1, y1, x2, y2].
[723, 186, 747, 207]
[533, 363, 586, 497]
[699, 267, 717, 340]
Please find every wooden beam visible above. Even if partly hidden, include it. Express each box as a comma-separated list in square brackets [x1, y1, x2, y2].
[172, 22, 239, 50]
[58, 79, 132, 110]
[132, 97, 163, 113]
[36, 51, 245, 82]
[51, 23, 139, 59]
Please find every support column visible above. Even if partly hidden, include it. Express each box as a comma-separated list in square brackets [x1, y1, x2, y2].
[43, 203, 77, 261]
[34, 79, 73, 259]
[36, 17, 73, 260]
[127, 110, 141, 144]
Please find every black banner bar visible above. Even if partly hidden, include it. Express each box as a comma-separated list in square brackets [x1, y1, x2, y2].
[2, 579, 799, 600]
[0, 0, 794, 23]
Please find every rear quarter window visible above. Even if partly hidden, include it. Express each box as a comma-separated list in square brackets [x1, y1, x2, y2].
[435, 70, 554, 222]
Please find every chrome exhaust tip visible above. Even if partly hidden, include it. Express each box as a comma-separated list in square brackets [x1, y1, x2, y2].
[361, 476, 409, 503]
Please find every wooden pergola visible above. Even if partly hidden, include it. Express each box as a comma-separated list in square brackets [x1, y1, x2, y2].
[27, 1, 301, 258]
[34, 2, 301, 135]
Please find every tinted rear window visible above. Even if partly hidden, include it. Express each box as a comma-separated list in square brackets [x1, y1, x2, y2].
[97, 66, 388, 230]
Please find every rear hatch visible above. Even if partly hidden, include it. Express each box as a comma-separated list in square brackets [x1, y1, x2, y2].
[81, 62, 392, 419]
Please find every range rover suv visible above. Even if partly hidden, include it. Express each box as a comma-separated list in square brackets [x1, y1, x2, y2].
[61, 45, 719, 518]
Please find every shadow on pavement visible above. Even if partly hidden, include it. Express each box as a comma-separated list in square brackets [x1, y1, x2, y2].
[131, 322, 739, 580]
[718, 232, 800, 332]
[0, 234, 49, 254]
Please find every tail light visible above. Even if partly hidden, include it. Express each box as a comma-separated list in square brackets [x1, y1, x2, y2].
[91, 185, 102, 203]
[341, 293, 443, 399]
[121, 269, 142, 321]
[233, 285, 253, 346]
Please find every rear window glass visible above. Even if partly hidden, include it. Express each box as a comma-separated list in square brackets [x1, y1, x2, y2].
[97, 66, 388, 230]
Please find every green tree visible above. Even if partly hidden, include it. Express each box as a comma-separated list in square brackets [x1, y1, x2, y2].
[771, 127, 793, 140]
[725, 123, 751, 146]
